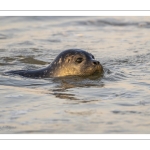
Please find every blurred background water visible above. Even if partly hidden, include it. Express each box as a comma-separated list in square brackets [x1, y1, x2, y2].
[0, 16, 150, 133]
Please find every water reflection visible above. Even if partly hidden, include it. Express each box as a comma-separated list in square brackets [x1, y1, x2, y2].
[50, 75, 104, 101]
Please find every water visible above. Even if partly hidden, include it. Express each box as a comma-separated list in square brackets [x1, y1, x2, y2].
[0, 16, 150, 133]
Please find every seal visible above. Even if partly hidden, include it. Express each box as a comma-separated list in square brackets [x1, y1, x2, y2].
[7, 49, 103, 78]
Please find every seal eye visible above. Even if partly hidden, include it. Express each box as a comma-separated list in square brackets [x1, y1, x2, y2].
[76, 58, 83, 63]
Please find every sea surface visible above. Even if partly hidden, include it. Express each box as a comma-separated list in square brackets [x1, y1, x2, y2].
[0, 16, 150, 133]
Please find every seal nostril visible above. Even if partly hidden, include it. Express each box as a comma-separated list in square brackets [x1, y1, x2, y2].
[93, 61, 97, 65]
[93, 60, 100, 65]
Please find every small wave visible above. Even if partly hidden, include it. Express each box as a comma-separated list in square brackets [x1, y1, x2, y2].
[103, 72, 128, 82]
[18, 56, 47, 65]
[18, 41, 34, 46]
[40, 39, 61, 43]
[0, 33, 7, 39]
[112, 110, 142, 115]
[5, 94, 23, 98]
[72, 19, 150, 28]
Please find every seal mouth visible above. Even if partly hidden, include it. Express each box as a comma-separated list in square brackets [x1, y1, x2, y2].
[79, 63, 103, 77]
[99, 64, 103, 72]
[92, 69, 103, 75]
[94, 63, 103, 73]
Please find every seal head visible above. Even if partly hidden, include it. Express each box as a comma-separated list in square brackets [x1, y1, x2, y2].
[50, 49, 103, 77]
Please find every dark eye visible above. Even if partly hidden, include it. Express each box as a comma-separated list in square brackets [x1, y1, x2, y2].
[92, 55, 95, 59]
[76, 58, 83, 63]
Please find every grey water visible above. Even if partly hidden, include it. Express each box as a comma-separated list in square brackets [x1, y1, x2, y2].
[0, 16, 150, 133]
